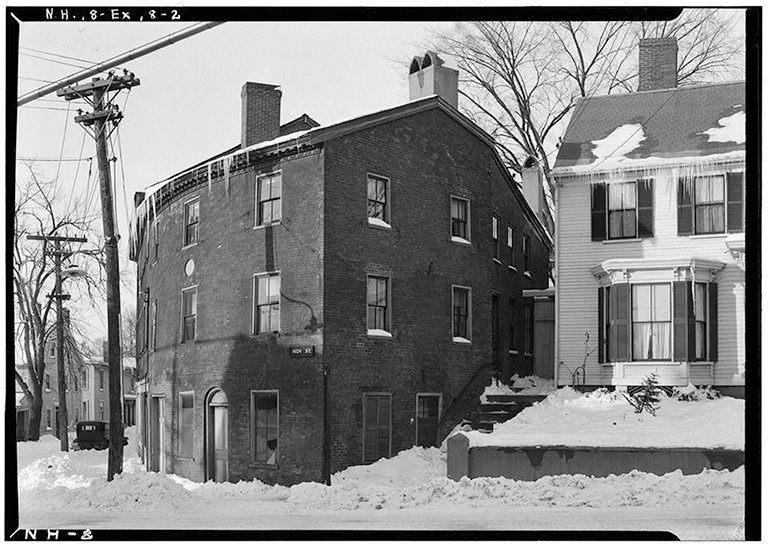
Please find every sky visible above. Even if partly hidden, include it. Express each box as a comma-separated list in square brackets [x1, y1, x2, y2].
[14, 19, 455, 241]
[12, 18, 457, 338]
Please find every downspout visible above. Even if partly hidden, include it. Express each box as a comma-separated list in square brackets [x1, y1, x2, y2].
[553, 179, 560, 387]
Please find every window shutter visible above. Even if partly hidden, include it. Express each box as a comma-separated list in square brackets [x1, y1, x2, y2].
[615, 283, 630, 361]
[677, 178, 693, 236]
[597, 288, 605, 363]
[591, 183, 607, 241]
[637, 178, 654, 238]
[673, 282, 695, 361]
[726, 172, 744, 233]
[709, 282, 718, 361]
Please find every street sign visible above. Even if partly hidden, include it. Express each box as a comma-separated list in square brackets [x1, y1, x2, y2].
[290, 346, 315, 357]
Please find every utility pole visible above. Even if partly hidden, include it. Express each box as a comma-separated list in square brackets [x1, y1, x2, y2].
[27, 234, 87, 452]
[58, 71, 139, 480]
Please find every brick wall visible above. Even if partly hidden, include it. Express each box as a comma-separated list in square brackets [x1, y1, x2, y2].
[138, 149, 327, 484]
[322, 108, 550, 473]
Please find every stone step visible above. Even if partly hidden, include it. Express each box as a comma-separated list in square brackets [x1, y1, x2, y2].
[478, 402, 519, 412]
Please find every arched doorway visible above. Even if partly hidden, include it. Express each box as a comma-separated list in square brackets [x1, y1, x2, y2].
[205, 389, 228, 482]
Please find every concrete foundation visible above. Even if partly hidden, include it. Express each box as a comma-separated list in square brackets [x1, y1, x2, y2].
[447, 433, 744, 481]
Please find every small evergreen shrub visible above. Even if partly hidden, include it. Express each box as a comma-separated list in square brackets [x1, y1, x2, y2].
[623, 372, 662, 416]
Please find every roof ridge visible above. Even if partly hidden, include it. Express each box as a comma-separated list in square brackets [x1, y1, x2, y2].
[578, 80, 745, 103]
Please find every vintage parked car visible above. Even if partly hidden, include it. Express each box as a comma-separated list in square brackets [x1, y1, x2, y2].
[72, 421, 128, 450]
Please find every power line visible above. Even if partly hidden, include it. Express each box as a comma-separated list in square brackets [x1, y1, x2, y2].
[19, 76, 53, 83]
[19, 46, 94, 65]
[19, 51, 89, 70]
[16, 157, 93, 162]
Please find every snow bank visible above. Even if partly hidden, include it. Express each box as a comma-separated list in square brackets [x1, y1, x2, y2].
[510, 374, 555, 395]
[465, 388, 744, 450]
[332, 446, 445, 489]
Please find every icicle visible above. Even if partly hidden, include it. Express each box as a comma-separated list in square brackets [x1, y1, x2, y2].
[225, 156, 231, 197]
[207, 162, 213, 194]
[151, 191, 158, 239]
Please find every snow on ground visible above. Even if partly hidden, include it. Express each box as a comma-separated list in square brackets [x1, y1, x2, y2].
[510, 374, 555, 394]
[15, 388, 745, 526]
[465, 386, 744, 449]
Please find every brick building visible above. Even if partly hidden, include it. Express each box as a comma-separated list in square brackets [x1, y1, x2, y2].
[129, 52, 552, 484]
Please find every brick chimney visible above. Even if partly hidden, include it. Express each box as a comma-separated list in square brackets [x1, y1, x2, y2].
[241, 82, 282, 149]
[521, 158, 544, 219]
[408, 51, 459, 108]
[638, 38, 678, 92]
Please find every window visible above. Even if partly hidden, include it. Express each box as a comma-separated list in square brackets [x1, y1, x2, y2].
[508, 298, 517, 353]
[181, 287, 197, 342]
[363, 393, 391, 463]
[254, 273, 280, 333]
[81, 369, 88, 390]
[153, 219, 160, 262]
[492, 215, 500, 260]
[151, 300, 157, 351]
[45, 374, 51, 391]
[99, 369, 104, 390]
[452, 286, 471, 342]
[83, 401, 88, 420]
[256, 172, 282, 226]
[179, 392, 194, 459]
[183, 198, 199, 247]
[523, 300, 533, 356]
[450, 197, 470, 242]
[632, 284, 671, 360]
[74, 408, 79, 423]
[507, 225, 515, 267]
[46, 409, 52, 430]
[522, 233, 531, 273]
[599, 281, 717, 363]
[99, 401, 104, 420]
[251, 391, 278, 465]
[491, 295, 500, 363]
[367, 276, 390, 335]
[367, 174, 389, 226]
[49, 342, 55, 358]
[591, 179, 654, 241]
[678, 173, 745, 236]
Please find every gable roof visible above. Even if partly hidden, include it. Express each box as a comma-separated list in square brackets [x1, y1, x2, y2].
[553, 81, 745, 175]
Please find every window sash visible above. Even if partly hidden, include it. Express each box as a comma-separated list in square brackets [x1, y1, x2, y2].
[492, 216, 500, 259]
[182, 288, 197, 341]
[184, 200, 199, 246]
[522, 234, 531, 272]
[255, 274, 281, 333]
[179, 393, 194, 459]
[367, 176, 388, 222]
[257, 174, 282, 225]
[367, 276, 389, 331]
[252, 391, 279, 465]
[452, 288, 470, 338]
[451, 198, 468, 239]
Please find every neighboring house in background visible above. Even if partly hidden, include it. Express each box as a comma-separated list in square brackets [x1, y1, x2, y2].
[79, 357, 110, 422]
[128, 51, 552, 485]
[123, 357, 137, 426]
[15, 333, 82, 440]
[552, 38, 745, 395]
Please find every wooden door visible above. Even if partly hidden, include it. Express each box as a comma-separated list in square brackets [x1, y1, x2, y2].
[416, 394, 441, 447]
[206, 389, 228, 482]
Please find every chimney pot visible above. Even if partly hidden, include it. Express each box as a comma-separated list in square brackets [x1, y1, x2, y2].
[408, 51, 459, 108]
[638, 37, 678, 92]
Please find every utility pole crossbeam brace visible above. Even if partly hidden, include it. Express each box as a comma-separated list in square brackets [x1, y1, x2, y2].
[27, 234, 87, 452]
[58, 72, 140, 480]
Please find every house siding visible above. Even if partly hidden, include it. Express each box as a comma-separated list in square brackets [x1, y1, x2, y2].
[555, 165, 745, 388]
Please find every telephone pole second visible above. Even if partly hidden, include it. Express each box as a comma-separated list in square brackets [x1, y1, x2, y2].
[58, 71, 140, 480]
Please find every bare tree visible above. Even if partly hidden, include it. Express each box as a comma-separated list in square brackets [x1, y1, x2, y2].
[14, 163, 104, 441]
[121, 306, 137, 358]
[427, 10, 745, 214]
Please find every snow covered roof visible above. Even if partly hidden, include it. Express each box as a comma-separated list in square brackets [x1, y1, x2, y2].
[553, 81, 745, 174]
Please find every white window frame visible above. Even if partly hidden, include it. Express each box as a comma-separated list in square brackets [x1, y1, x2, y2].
[450, 196, 471, 245]
[255, 171, 282, 228]
[367, 173, 391, 229]
[252, 271, 281, 334]
[367, 274, 392, 338]
[250, 390, 280, 466]
[181, 285, 198, 342]
[182, 196, 200, 249]
[451, 285, 472, 344]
